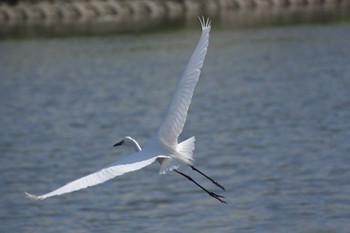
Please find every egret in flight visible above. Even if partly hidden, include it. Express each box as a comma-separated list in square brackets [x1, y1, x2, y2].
[25, 17, 226, 204]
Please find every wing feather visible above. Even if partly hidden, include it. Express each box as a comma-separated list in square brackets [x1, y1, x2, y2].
[25, 152, 169, 200]
[157, 17, 211, 147]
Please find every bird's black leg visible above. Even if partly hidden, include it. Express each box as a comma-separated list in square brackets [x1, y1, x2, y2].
[174, 169, 227, 204]
[188, 165, 226, 191]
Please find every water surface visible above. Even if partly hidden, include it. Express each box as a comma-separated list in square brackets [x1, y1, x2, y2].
[1, 22, 350, 233]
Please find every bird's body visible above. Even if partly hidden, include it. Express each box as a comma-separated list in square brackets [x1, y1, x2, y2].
[25, 17, 226, 203]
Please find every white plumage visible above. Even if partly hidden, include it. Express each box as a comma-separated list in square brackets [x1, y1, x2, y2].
[25, 17, 225, 203]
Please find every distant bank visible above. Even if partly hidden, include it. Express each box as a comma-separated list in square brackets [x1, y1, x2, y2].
[1, 0, 349, 38]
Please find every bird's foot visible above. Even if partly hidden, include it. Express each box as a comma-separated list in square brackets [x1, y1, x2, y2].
[213, 180, 226, 192]
[208, 191, 227, 204]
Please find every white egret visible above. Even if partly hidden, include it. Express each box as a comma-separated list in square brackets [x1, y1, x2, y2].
[25, 17, 226, 204]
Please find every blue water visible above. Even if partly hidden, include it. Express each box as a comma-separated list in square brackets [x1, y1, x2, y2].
[1, 22, 350, 233]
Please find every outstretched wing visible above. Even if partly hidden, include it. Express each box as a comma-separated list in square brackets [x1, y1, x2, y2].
[157, 17, 211, 147]
[25, 152, 169, 200]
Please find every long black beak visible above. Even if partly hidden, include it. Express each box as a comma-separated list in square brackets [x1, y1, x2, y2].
[113, 140, 124, 147]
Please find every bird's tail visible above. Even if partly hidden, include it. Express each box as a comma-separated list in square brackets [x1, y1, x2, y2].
[159, 136, 195, 174]
[176, 136, 195, 165]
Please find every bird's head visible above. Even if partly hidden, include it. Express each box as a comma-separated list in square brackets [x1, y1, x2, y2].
[113, 136, 141, 152]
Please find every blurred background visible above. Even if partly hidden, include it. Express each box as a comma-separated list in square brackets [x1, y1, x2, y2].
[1, 0, 350, 233]
[1, 0, 350, 38]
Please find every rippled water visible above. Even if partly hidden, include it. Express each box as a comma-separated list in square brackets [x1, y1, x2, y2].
[1, 22, 350, 233]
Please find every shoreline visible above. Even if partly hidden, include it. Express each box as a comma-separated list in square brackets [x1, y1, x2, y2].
[1, 0, 349, 38]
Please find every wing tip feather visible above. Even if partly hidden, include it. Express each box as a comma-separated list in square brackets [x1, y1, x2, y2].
[24, 192, 43, 200]
[198, 16, 211, 30]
